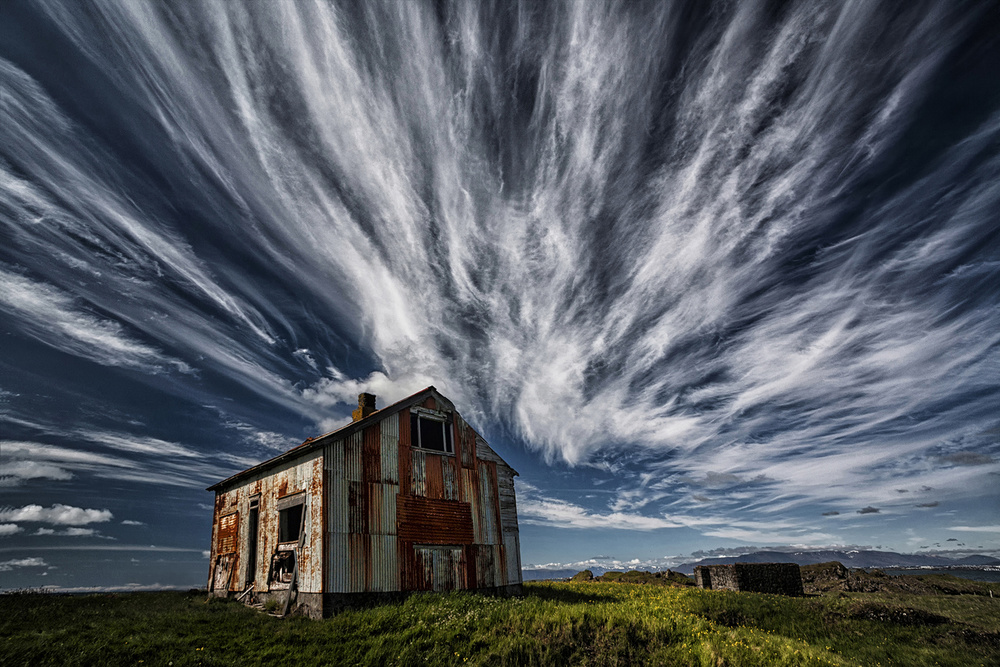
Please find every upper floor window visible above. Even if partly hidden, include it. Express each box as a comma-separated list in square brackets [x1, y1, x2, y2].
[411, 411, 453, 454]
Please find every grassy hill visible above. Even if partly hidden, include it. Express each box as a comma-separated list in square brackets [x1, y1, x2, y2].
[2, 577, 998, 666]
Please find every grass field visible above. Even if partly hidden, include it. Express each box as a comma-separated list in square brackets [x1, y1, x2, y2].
[2, 580, 998, 666]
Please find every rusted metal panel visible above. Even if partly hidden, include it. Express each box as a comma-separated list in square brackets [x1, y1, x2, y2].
[325, 438, 345, 478]
[497, 466, 519, 532]
[217, 511, 239, 554]
[348, 481, 366, 534]
[397, 495, 473, 544]
[371, 534, 400, 592]
[398, 411, 412, 495]
[426, 453, 443, 499]
[363, 422, 381, 483]
[415, 545, 464, 592]
[327, 532, 349, 593]
[211, 449, 324, 595]
[458, 419, 475, 469]
[411, 449, 426, 497]
[379, 413, 399, 483]
[422, 396, 436, 410]
[328, 477, 349, 534]
[477, 462, 500, 545]
[345, 431, 363, 482]
[368, 483, 398, 536]
[504, 531, 522, 584]
[462, 468, 480, 543]
[349, 533, 369, 592]
[441, 456, 458, 501]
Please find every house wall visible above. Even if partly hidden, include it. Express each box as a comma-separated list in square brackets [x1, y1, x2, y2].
[323, 394, 522, 599]
[208, 390, 522, 617]
[208, 450, 324, 607]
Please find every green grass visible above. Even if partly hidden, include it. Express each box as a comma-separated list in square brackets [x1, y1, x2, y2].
[1, 582, 997, 666]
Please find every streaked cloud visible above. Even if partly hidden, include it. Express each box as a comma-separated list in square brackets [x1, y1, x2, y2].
[0, 267, 190, 374]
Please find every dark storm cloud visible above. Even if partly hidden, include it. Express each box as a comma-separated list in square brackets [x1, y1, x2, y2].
[0, 0, 998, 581]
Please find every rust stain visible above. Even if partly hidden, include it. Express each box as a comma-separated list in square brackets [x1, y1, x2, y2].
[397, 495, 473, 544]
[398, 411, 412, 496]
[426, 454, 444, 500]
[363, 422, 381, 483]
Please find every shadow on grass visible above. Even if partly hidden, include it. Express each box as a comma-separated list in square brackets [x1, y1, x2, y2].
[524, 585, 620, 605]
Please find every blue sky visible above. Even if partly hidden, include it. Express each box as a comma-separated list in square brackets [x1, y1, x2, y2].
[1, 0, 999, 590]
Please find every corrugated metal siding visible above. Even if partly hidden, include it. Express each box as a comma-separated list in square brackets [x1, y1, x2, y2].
[426, 454, 444, 499]
[504, 532, 522, 584]
[397, 496, 474, 543]
[368, 483, 397, 536]
[324, 412, 403, 594]
[363, 422, 381, 483]
[380, 415, 399, 483]
[210, 451, 324, 594]
[477, 462, 500, 545]
[349, 533, 368, 592]
[411, 449, 427, 496]
[327, 532, 349, 593]
[345, 431, 363, 482]
[212, 390, 520, 599]
[371, 534, 400, 592]
[327, 475, 348, 534]
[217, 512, 239, 554]
[415, 545, 464, 592]
[497, 467, 519, 533]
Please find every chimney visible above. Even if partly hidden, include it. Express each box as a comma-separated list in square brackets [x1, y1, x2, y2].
[352, 393, 376, 421]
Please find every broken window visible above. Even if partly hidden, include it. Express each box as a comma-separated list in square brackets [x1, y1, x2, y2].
[277, 493, 304, 543]
[411, 412, 453, 453]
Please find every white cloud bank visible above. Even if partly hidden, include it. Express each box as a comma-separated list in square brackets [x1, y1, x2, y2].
[0, 504, 112, 526]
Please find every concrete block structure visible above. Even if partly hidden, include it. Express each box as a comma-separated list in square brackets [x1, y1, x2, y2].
[694, 563, 804, 596]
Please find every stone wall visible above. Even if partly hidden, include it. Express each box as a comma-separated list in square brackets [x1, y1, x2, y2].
[694, 563, 803, 596]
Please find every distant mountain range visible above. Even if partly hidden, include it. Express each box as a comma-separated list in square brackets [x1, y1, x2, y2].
[521, 550, 1000, 580]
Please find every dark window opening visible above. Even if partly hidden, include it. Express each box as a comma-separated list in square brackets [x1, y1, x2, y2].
[411, 413, 453, 453]
[246, 498, 259, 585]
[278, 503, 303, 543]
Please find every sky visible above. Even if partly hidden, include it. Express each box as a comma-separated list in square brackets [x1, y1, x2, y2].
[1, 0, 998, 590]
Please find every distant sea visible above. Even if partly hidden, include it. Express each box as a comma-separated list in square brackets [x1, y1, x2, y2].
[883, 568, 1000, 583]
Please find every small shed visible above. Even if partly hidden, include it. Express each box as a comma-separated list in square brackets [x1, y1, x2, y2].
[207, 387, 522, 617]
[694, 563, 804, 596]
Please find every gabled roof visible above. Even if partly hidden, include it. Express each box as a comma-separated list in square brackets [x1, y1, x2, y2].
[207, 386, 512, 491]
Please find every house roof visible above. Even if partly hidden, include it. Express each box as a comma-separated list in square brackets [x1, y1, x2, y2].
[207, 386, 513, 491]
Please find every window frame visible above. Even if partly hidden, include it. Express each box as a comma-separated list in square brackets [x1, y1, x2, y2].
[410, 408, 454, 455]
[276, 493, 305, 544]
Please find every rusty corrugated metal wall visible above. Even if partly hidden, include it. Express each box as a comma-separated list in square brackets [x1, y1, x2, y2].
[210, 389, 521, 601]
[208, 450, 324, 595]
[323, 392, 521, 594]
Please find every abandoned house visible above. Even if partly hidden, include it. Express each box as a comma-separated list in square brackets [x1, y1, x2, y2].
[694, 563, 804, 596]
[206, 387, 522, 617]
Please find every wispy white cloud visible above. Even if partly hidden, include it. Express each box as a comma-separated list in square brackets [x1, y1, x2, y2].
[0, 267, 191, 374]
[0, 524, 23, 537]
[0, 0, 996, 559]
